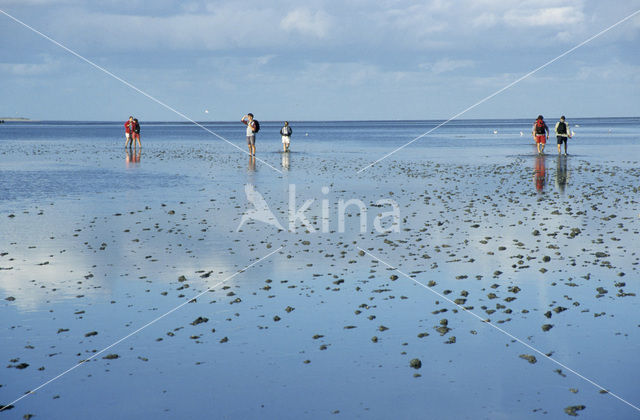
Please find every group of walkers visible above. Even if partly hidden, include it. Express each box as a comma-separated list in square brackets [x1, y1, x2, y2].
[532, 115, 572, 155]
[124, 116, 141, 148]
[241, 113, 293, 155]
[124, 113, 292, 155]
[124, 113, 573, 158]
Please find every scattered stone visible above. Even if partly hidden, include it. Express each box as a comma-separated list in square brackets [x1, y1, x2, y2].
[191, 317, 209, 326]
[563, 405, 585, 416]
[519, 354, 537, 364]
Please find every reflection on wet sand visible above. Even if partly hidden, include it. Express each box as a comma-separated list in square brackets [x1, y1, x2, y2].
[125, 149, 141, 167]
[555, 155, 568, 193]
[281, 152, 290, 170]
[534, 154, 547, 192]
[247, 155, 256, 172]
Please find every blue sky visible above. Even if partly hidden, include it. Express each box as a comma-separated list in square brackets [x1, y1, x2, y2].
[1, 0, 639, 121]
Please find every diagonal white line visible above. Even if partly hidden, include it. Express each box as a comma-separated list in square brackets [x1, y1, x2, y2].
[0, 9, 283, 175]
[357, 8, 640, 173]
[0, 246, 283, 412]
[356, 246, 640, 413]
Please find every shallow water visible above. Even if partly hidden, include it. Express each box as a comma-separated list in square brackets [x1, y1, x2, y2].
[0, 119, 639, 419]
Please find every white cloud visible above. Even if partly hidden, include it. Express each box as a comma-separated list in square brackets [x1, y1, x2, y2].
[0, 56, 59, 75]
[473, 12, 499, 28]
[575, 60, 640, 82]
[421, 58, 475, 74]
[256, 54, 277, 66]
[280, 8, 332, 38]
[504, 6, 584, 27]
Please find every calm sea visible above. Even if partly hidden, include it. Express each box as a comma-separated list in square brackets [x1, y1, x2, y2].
[1, 118, 638, 204]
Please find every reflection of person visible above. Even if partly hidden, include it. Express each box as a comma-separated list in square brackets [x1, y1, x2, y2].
[241, 113, 257, 156]
[125, 149, 141, 168]
[534, 154, 547, 192]
[247, 155, 256, 171]
[124, 116, 134, 148]
[133, 118, 141, 148]
[554, 116, 571, 155]
[532, 115, 549, 155]
[555, 155, 568, 193]
[281, 150, 290, 170]
[280, 121, 292, 152]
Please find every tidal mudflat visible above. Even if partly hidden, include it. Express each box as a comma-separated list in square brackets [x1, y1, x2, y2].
[1, 120, 639, 419]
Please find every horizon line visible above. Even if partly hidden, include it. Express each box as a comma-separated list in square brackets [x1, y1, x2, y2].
[3, 115, 639, 123]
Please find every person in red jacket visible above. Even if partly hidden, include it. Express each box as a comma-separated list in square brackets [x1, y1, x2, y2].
[532, 115, 549, 155]
[124, 116, 134, 148]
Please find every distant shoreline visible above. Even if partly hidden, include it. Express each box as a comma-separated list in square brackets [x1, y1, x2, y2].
[1, 116, 638, 124]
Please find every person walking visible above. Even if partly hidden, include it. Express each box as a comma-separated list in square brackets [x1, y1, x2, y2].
[133, 118, 141, 148]
[532, 115, 549, 155]
[554, 115, 571, 155]
[280, 121, 292, 152]
[124, 116, 134, 148]
[241, 113, 258, 156]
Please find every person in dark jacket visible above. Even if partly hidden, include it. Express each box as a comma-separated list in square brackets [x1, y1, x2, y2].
[554, 116, 571, 155]
[133, 118, 141, 148]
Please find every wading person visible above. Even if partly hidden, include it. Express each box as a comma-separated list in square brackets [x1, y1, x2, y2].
[124, 116, 134, 148]
[532, 115, 549, 155]
[241, 113, 258, 156]
[555, 115, 571, 155]
[133, 118, 141, 149]
[280, 121, 292, 152]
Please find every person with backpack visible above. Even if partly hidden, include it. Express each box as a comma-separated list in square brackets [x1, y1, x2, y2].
[554, 115, 571, 155]
[132, 118, 141, 148]
[241, 113, 259, 156]
[280, 121, 292, 152]
[532, 115, 549, 155]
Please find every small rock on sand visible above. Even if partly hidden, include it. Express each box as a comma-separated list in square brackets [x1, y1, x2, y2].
[519, 354, 537, 364]
[563, 405, 585, 416]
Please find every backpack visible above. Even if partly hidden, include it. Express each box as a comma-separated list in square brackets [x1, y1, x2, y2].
[252, 120, 260, 133]
[535, 119, 546, 135]
[281, 126, 292, 136]
[556, 121, 567, 135]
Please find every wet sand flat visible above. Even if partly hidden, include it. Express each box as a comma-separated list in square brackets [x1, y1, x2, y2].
[1, 120, 639, 419]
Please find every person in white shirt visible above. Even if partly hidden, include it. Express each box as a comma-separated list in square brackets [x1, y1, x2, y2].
[241, 113, 257, 156]
[280, 121, 292, 152]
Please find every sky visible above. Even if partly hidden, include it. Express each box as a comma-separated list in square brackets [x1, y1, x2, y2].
[0, 0, 639, 121]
